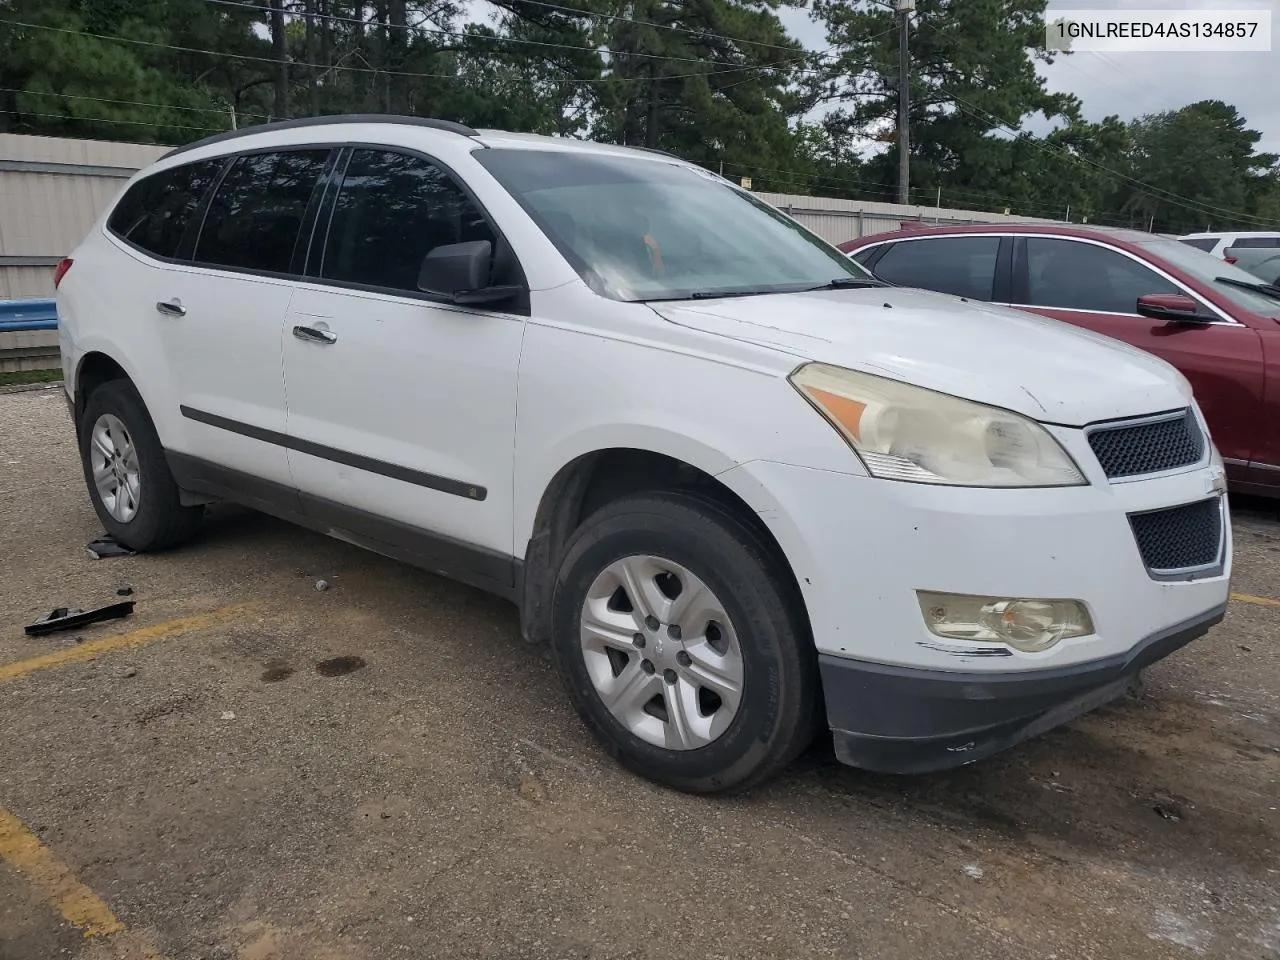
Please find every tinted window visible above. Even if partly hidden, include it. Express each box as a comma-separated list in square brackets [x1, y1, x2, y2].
[195, 150, 329, 273]
[851, 246, 879, 266]
[1232, 236, 1280, 249]
[872, 236, 999, 300]
[1178, 237, 1217, 252]
[321, 149, 497, 293]
[1024, 238, 1178, 313]
[107, 160, 224, 259]
[474, 148, 873, 302]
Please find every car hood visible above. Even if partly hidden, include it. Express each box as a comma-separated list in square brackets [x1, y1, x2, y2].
[649, 286, 1192, 426]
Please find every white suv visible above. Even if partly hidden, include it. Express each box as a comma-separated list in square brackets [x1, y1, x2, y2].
[1178, 230, 1280, 259]
[56, 116, 1231, 793]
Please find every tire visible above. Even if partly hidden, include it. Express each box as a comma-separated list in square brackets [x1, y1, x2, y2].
[550, 490, 820, 794]
[78, 378, 203, 551]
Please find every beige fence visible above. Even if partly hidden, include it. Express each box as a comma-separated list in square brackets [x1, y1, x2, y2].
[0, 132, 1067, 300]
[0, 134, 167, 299]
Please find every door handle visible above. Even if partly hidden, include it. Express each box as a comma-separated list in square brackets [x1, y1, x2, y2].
[155, 299, 186, 317]
[292, 324, 337, 345]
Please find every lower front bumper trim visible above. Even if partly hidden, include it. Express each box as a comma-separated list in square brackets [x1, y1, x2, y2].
[820, 602, 1226, 775]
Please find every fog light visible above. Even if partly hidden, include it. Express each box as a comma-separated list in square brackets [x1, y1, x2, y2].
[917, 591, 1093, 653]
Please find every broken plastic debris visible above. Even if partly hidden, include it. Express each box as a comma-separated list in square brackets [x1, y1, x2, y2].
[219, 711, 236, 721]
[25, 600, 136, 636]
[87, 535, 135, 559]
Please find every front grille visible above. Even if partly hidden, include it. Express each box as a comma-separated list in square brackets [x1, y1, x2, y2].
[1129, 498, 1223, 573]
[1088, 410, 1204, 479]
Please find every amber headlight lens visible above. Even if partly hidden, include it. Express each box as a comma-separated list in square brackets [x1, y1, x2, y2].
[790, 363, 1085, 487]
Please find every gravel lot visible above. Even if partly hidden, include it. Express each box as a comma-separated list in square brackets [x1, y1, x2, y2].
[1, 384, 1278, 960]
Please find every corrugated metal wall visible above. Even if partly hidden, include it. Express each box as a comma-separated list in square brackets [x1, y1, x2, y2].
[754, 192, 1059, 245]
[0, 133, 1063, 299]
[0, 134, 167, 298]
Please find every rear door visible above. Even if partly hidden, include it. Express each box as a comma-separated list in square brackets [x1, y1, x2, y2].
[160, 147, 334, 489]
[1010, 235, 1263, 472]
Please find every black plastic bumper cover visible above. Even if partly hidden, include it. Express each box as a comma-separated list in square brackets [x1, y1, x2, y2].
[820, 603, 1227, 774]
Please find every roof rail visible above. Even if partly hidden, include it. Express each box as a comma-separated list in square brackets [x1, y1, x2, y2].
[162, 114, 480, 160]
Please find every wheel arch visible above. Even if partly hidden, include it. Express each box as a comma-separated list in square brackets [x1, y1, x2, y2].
[517, 445, 811, 649]
[72, 350, 135, 436]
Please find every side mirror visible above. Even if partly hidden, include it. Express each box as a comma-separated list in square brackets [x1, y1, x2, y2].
[1136, 292, 1211, 324]
[417, 240, 519, 305]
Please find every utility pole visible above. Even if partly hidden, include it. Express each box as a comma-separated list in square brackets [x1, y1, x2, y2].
[896, 0, 914, 205]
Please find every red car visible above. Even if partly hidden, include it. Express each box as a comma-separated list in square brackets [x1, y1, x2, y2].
[839, 224, 1280, 495]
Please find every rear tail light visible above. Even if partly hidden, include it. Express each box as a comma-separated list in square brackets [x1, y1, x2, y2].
[1224, 257, 1238, 265]
[53, 257, 73, 288]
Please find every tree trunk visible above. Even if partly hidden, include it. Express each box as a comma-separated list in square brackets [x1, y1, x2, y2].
[304, 0, 318, 116]
[644, 60, 659, 148]
[269, 0, 288, 120]
[374, 1, 390, 113]
[388, 0, 408, 114]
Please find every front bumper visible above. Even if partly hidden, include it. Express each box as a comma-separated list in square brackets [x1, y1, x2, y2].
[820, 603, 1225, 773]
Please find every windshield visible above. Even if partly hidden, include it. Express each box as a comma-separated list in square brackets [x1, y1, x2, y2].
[474, 148, 875, 301]
[1137, 237, 1280, 316]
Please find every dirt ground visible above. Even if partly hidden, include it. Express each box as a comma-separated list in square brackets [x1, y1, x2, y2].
[1, 384, 1277, 960]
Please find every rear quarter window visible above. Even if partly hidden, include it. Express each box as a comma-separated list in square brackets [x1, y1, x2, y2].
[107, 159, 225, 259]
[1177, 238, 1218, 252]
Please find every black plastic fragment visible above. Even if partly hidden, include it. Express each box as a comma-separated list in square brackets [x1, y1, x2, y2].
[87, 535, 135, 559]
[25, 601, 136, 636]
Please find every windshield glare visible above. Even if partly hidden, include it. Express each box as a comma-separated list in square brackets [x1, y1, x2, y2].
[1138, 238, 1280, 315]
[475, 148, 873, 301]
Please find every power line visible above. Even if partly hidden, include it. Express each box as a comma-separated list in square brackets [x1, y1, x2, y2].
[6, 110, 221, 135]
[207, 0, 828, 59]
[946, 91, 1276, 228]
[0, 86, 268, 120]
[0, 15, 803, 86]
[199, 0, 822, 71]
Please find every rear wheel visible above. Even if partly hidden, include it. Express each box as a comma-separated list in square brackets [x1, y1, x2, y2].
[550, 491, 819, 793]
[78, 379, 203, 551]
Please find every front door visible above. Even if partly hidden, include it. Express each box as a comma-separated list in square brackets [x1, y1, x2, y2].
[280, 147, 526, 594]
[1011, 235, 1264, 474]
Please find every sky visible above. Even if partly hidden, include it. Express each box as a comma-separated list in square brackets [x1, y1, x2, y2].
[775, 0, 1280, 156]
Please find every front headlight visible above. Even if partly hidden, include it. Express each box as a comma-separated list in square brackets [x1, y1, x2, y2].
[790, 363, 1085, 487]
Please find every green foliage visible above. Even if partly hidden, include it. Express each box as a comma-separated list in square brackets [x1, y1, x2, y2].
[0, 0, 1276, 230]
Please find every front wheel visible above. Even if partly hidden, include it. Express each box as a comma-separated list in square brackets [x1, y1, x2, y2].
[550, 491, 819, 794]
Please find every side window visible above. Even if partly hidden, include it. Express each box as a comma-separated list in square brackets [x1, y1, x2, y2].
[872, 236, 999, 300]
[1233, 237, 1280, 249]
[850, 246, 880, 266]
[1178, 238, 1217, 252]
[1024, 238, 1177, 314]
[320, 149, 498, 293]
[107, 160, 224, 259]
[194, 150, 330, 274]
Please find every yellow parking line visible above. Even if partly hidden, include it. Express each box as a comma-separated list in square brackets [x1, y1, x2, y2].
[1, 603, 255, 683]
[0, 805, 124, 936]
[1232, 592, 1280, 608]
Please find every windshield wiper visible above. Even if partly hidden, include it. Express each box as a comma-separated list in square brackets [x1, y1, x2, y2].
[805, 277, 887, 290]
[686, 289, 785, 300]
[643, 278, 884, 302]
[1216, 275, 1280, 301]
